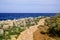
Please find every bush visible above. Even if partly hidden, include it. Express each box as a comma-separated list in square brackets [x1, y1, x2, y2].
[41, 30, 47, 34]
[45, 13, 60, 36]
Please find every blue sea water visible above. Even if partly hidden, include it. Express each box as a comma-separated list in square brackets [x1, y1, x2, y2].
[0, 13, 56, 20]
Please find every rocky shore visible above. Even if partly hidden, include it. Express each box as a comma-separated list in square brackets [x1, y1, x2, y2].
[0, 16, 42, 40]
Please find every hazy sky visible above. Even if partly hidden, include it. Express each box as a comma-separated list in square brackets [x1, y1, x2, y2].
[0, 0, 60, 13]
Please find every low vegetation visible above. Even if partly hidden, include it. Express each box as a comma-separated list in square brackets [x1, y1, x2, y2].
[41, 29, 47, 34]
[0, 16, 42, 40]
[36, 13, 60, 40]
[44, 13, 60, 40]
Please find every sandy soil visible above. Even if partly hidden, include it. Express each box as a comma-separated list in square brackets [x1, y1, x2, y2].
[33, 28, 49, 40]
[17, 18, 46, 40]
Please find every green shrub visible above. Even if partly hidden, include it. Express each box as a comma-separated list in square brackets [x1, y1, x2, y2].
[45, 13, 60, 36]
[41, 30, 47, 34]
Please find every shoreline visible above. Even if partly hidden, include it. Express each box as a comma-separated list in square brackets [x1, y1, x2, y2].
[0, 16, 43, 40]
[0, 13, 56, 21]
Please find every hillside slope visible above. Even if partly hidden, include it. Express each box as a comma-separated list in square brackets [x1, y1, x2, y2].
[17, 18, 45, 40]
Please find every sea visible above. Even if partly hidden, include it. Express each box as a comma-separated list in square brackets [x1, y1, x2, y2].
[0, 13, 56, 20]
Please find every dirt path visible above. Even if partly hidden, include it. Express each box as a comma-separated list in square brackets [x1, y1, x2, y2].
[33, 18, 49, 40]
[33, 29, 49, 40]
[17, 18, 45, 40]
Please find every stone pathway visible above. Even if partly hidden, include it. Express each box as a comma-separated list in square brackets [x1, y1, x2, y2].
[17, 18, 45, 40]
